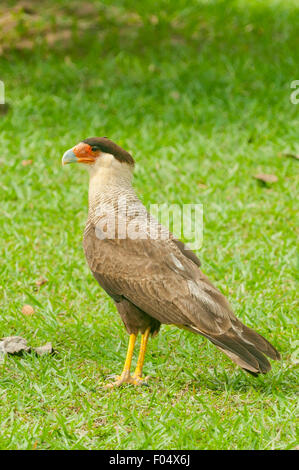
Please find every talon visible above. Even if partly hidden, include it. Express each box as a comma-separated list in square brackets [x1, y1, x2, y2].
[132, 375, 150, 386]
[104, 374, 151, 388]
[139, 379, 150, 387]
[142, 375, 151, 386]
[104, 382, 116, 389]
[104, 373, 136, 389]
[105, 374, 119, 381]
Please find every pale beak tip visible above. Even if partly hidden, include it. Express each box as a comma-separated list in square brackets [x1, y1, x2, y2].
[62, 149, 78, 166]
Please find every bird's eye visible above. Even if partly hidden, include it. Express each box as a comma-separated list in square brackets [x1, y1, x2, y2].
[91, 146, 98, 152]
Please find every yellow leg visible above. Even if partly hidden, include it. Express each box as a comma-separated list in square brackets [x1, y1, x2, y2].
[105, 328, 151, 388]
[132, 327, 151, 384]
[123, 333, 137, 374]
[105, 333, 137, 388]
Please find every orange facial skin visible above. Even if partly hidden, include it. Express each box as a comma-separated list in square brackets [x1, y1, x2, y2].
[73, 142, 101, 164]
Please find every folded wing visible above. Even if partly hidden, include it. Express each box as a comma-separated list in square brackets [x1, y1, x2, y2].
[84, 232, 280, 375]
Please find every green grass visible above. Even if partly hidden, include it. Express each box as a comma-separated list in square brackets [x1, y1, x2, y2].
[0, 0, 298, 450]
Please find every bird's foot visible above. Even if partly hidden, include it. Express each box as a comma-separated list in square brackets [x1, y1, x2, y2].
[104, 371, 149, 388]
[131, 374, 150, 387]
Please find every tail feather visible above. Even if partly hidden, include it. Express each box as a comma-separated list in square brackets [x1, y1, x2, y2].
[241, 342, 271, 373]
[204, 332, 263, 374]
[215, 345, 260, 375]
[234, 321, 281, 361]
[191, 322, 280, 376]
[190, 270, 281, 374]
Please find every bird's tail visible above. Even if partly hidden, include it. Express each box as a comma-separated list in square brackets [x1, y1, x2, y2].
[198, 321, 281, 376]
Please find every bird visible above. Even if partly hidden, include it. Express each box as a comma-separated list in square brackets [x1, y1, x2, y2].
[62, 137, 280, 387]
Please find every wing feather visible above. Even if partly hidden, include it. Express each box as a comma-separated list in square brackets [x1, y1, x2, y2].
[84, 233, 232, 334]
[84, 221, 280, 374]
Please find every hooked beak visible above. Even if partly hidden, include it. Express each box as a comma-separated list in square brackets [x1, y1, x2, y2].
[62, 148, 78, 166]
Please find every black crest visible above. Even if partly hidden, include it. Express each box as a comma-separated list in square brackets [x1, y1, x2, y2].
[82, 137, 135, 166]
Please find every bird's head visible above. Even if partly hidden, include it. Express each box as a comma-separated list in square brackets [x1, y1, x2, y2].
[62, 137, 135, 171]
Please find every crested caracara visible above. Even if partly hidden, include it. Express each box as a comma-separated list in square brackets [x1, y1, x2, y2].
[62, 137, 280, 387]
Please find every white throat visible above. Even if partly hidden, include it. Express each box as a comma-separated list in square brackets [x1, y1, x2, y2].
[88, 152, 134, 205]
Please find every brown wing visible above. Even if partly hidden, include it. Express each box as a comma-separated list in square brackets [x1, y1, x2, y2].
[84, 233, 229, 331]
[84, 231, 280, 374]
[172, 238, 201, 267]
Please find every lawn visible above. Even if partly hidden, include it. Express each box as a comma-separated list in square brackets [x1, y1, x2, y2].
[0, 0, 298, 450]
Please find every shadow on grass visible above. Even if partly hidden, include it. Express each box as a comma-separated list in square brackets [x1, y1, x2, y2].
[189, 363, 297, 396]
[1, 0, 298, 64]
[1, 0, 298, 137]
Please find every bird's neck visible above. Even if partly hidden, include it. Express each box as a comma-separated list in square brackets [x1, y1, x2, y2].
[88, 154, 135, 209]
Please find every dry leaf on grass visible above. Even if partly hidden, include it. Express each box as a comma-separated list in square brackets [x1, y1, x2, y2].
[15, 39, 35, 50]
[72, 3, 99, 17]
[33, 342, 53, 356]
[253, 173, 278, 184]
[45, 30, 72, 46]
[0, 13, 18, 34]
[22, 304, 35, 316]
[35, 277, 48, 287]
[280, 152, 299, 161]
[198, 182, 208, 189]
[0, 336, 30, 355]
[21, 159, 33, 166]
[0, 337, 54, 362]
[170, 91, 180, 100]
[149, 15, 159, 25]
